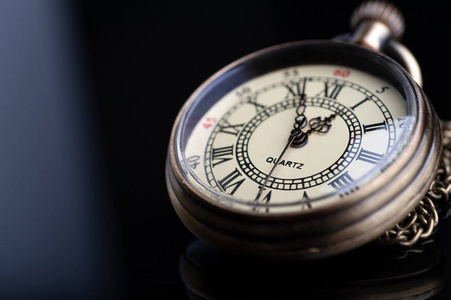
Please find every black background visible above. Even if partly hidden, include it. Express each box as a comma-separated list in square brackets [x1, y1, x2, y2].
[76, 0, 451, 298]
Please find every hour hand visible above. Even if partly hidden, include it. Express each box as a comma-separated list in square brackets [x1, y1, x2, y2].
[307, 116, 333, 134]
[307, 110, 343, 135]
[290, 113, 338, 147]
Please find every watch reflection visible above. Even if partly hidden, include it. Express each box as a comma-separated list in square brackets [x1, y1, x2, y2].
[180, 239, 446, 299]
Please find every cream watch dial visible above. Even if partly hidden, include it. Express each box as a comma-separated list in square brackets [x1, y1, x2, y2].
[182, 64, 408, 212]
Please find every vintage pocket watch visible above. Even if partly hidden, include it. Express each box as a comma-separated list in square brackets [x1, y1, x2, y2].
[165, 1, 448, 259]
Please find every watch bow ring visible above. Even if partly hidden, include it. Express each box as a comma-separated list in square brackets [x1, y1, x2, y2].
[165, 1, 449, 259]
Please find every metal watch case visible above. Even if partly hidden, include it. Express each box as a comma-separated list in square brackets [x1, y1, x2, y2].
[165, 40, 442, 260]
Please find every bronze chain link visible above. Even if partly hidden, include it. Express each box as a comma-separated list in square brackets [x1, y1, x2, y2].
[377, 121, 451, 247]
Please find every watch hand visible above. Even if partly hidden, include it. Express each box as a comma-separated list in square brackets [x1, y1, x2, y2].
[256, 106, 342, 200]
[306, 110, 343, 135]
[290, 90, 309, 147]
[255, 129, 302, 201]
[293, 93, 308, 130]
[256, 91, 311, 201]
[306, 115, 334, 134]
[290, 109, 343, 147]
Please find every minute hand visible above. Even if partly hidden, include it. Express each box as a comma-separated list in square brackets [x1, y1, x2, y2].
[256, 111, 341, 200]
[255, 94, 308, 200]
[255, 127, 305, 201]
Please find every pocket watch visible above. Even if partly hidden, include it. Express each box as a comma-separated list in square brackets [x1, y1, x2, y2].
[165, 1, 446, 259]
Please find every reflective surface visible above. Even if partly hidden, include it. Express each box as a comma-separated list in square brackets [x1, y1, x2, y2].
[181, 240, 446, 299]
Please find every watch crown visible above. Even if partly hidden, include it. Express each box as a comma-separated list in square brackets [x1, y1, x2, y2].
[350, 1, 405, 40]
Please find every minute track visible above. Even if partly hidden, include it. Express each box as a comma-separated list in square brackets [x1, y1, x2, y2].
[235, 97, 362, 190]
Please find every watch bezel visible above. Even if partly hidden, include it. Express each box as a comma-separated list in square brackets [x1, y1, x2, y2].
[166, 40, 441, 259]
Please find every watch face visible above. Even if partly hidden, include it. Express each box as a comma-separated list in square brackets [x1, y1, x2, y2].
[174, 41, 416, 214]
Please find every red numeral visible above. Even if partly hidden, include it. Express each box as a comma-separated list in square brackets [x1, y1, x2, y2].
[202, 117, 217, 129]
[333, 68, 350, 78]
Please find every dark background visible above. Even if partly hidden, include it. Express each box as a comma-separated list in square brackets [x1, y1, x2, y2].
[1, 0, 450, 299]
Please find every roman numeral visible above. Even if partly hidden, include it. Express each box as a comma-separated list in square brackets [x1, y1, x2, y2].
[329, 172, 354, 190]
[350, 97, 370, 110]
[246, 96, 265, 113]
[357, 149, 384, 165]
[261, 190, 272, 202]
[218, 168, 245, 195]
[317, 82, 343, 99]
[397, 117, 406, 128]
[283, 79, 307, 98]
[219, 120, 244, 136]
[212, 146, 234, 167]
[256, 187, 272, 203]
[253, 187, 272, 212]
[328, 171, 358, 196]
[363, 121, 387, 133]
[300, 191, 312, 210]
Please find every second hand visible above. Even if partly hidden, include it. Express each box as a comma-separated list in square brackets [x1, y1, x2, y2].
[254, 110, 340, 201]
[255, 128, 307, 201]
[255, 90, 308, 201]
